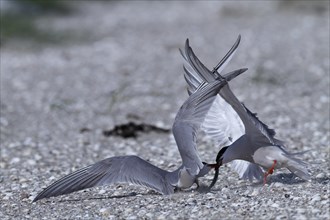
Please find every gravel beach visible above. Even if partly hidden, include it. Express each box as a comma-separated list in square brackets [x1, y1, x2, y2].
[1, 1, 329, 219]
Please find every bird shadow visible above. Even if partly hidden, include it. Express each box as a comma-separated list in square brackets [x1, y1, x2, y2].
[63, 191, 159, 202]
[35, 175, 329, 203]
[313, 176, 330, 185]
[264, 173, 306, 185]
[266, 173, 329, 185]
[208, 173, 324, 192]
[38, 191, 160, 203]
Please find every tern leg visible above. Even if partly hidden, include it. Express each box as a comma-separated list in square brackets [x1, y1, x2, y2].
[263, 160, 277, 184]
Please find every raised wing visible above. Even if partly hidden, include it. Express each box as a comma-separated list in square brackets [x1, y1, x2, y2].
[182, 36, 279, 144]
[173, 73, 242, 176]
[33, 155, 175, 201]
[203, 90, 245, 147]
[181, 36, 269, 180]
[181, 37, 246, 146]
[212, 34, 241, 75]
[218, 85, 284, 147]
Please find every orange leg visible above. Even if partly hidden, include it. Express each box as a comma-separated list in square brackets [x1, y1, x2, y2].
[263, 160, 277, 185]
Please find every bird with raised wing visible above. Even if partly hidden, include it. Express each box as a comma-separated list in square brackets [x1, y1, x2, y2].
[180, 36, 310, 188]
[33, 68, 244, 202]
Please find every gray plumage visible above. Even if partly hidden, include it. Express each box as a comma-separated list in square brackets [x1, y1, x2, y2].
[180, 35, 310, 186]
[33, 69, 244, 202]
[181, 36, 262, 181]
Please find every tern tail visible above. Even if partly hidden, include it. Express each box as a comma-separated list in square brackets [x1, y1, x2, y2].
[286, 157, 311, 181]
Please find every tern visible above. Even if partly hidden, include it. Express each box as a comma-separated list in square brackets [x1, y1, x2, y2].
[33, 68, 244, 202]
[180, 36, 311, 188]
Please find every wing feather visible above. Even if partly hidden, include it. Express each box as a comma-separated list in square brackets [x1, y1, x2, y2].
[33, 156, 174, 201]
[173, 80, 225, 176]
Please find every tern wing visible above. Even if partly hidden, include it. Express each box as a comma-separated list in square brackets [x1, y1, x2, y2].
[173, 73, 242, 176]
[181, 37, 265, 180]
[219, 83, 284, 147]
[33, 155, 175, 202]
[182, 35, 281, 145]
[181, 37, 246, 147]
[212, 34, 241, 75]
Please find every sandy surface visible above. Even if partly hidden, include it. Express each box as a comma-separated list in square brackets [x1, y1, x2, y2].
[1, 1, 329, 219]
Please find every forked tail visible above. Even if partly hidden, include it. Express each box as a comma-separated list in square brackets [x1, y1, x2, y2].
[286, 157, 311, 181]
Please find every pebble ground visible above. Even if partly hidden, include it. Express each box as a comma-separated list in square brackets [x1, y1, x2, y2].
[1, 1, 329, 219]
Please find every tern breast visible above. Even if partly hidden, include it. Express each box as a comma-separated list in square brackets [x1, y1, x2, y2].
[177, 167, 196, 189]
[252, 146, 288, 169]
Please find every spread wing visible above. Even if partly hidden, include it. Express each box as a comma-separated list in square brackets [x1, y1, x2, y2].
[33, 155, 175, 201]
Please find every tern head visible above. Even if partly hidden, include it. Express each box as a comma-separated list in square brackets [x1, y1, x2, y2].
[203, 146, 231, 190]
[216, 146, 229, 166]
[208, 146, 229, 190]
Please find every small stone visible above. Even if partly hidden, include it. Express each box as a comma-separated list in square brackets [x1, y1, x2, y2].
[271, 203, 280, 208]
[296, 208, 306, 214]
[21, 183, 28, 188]
[187, 198, 196, 204]
[231, 203, 240, 207]
[34, 154, 42, 161]
[243, 190, 250, 195]
[10, 157, 20, 164]
[311, 195, 321, 203]
[20, 192, 30, 199]
[156, 215, 166, 220]
[275, 215, 287, 220]
[19, 178, 28, 183]
[155, 121, 166, 127]
[27, 159, 36, 166]
[273, 182, 284, 187]
[292, 196, 300, 201]
[206, 192, 216, 199]
[311, 209, 320, 214]
[251, 189, 259, 196]
[227, 177, 236, 182]
[98, 189, 106, 194]
[125, 208, 133, 214]
[293, 214, 307, 220]
[0, 162, 6, 169]
[316, 173, 325, 178]
[191, 207, 199, 213]
[100, 207, 111, 216]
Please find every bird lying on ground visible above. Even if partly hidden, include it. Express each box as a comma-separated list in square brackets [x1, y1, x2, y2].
[33, 66, 245, 202]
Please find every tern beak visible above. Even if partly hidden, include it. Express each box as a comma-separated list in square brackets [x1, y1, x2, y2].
[202, 162, 221, 169]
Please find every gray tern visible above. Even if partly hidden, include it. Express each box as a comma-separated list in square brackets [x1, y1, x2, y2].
[180, 36, 311, 188]
[33, 67, 244, 202]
